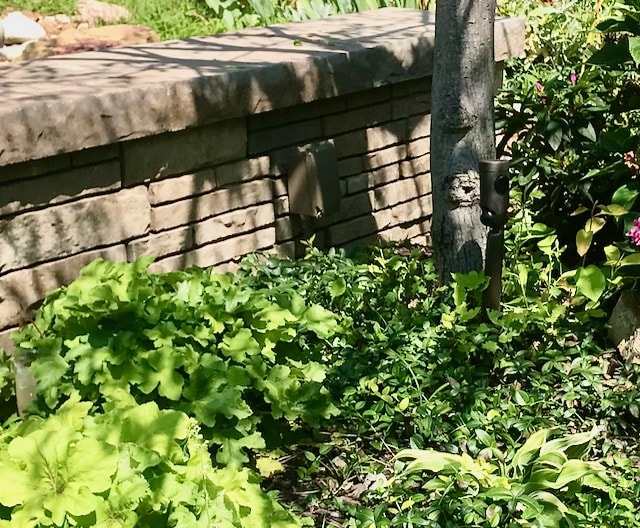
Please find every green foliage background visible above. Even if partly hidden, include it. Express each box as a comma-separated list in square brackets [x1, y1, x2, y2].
[1, 0, 640, 526]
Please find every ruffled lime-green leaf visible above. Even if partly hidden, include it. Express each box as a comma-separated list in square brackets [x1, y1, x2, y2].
[254, 305, 297, 331]
[0, 422, 117, 525]
[220, 328, 260, 362]
[138, 347, 184, 401]
[303, 305, 339, 338]
[329, 278, 347, 299]
[44, 484, 100, 525]
[300, 362, 326, 383]
[120, 403, 190, 461]
[629, 36, 640, 65]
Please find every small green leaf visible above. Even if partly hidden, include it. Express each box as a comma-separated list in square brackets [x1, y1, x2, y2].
[329, 278, 347, 299]
[546, 119, 565, 151]
[576, 229, 593, 257]
[577, 123, 597, 142]
[629, 36, 640, 65]
[620, 253, 640, 266]
[514, 389, 529, 405]
[575, 265, 606, 302]
[599, 204, 628, 216]
[612, 184, 639, 209]
[604, 245, 621, 265]
[570, 206, 589, 216]
[584, 216, 605, 234]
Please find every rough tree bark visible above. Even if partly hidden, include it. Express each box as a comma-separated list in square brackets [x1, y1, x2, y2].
[430, 0, 497, 280]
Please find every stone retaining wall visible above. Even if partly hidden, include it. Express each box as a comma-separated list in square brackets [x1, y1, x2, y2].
[0, 8, 525, 345]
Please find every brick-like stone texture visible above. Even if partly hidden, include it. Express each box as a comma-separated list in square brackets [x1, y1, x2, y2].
[148, 157, 273, 206]
[328, 194, 432, 246]
[0, 161, 121, 217]
[407, 138, 430, 159]
[217, 156, 271, 187]
[337, 157, 363, 178]
[323, 102, 392, 136]
[408, 114, 430, 140]
[392, 92, 431, 120]
[0, 187, 149, 272]
[334, 120, 406, 158]
[392, 77, 430, 98]
[370, 173, 431, 210]
[0, 154, 71, 184]
[127, 226, 194, 261]
[274, 195, 289, 217]
[273, 241, 297, 259]
[248, 97, 346, 132]
[71, 144, 120, 167]
[345, 174, 369, 195]
[401, 154, 430, 177]
[151, 179, 273, 232]
[346, 85, 392, 109]
[0, 245, 127, 330]
[149, 227, 276, 273]
[194, 204, 275, 246]
[123, 120, 246, 184]
[248, 120, 322, 155]
[148, 168, 216, 205]
[275, 216, 302, 242]
[0, 11, 523, 166]
[365, 144, 407, 171]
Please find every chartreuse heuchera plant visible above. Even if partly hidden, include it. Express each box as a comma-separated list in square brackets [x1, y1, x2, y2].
[16, 257, 339, 465]
[0, 256, 344, 527]
[0, 396, 298, 528]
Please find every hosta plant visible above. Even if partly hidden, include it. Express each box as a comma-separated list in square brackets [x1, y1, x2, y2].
[388, 428, 609, 528]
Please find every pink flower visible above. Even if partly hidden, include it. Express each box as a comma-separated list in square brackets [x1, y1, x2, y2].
[569, 72, 577, 84]
[535, 82, 544, 93]
[627, 218, 640, 247]
[624, 151, 640, 171]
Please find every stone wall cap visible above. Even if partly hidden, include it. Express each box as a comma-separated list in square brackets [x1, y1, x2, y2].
[0, 8, 525, 167]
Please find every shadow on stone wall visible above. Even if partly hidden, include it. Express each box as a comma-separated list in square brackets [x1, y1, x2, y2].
[0, 9, 524, 340]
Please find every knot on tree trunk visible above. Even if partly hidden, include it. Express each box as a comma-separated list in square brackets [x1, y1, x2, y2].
[439, 100, 477, 132]
[444, 171, 480, 208]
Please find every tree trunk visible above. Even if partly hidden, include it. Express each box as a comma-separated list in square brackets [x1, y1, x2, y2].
[430, 0, 497, 281]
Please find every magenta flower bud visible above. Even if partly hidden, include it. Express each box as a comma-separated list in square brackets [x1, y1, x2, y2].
[535, 82, 544, 92]
[627, 218, 640, 247]
[569, 72, 577, 84]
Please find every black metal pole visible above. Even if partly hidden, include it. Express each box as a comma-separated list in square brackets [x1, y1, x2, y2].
[479, 160, 510, 312]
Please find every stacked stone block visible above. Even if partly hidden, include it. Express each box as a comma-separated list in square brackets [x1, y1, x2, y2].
[0, 9, 525, 348]
[0, 79, 432, 346]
